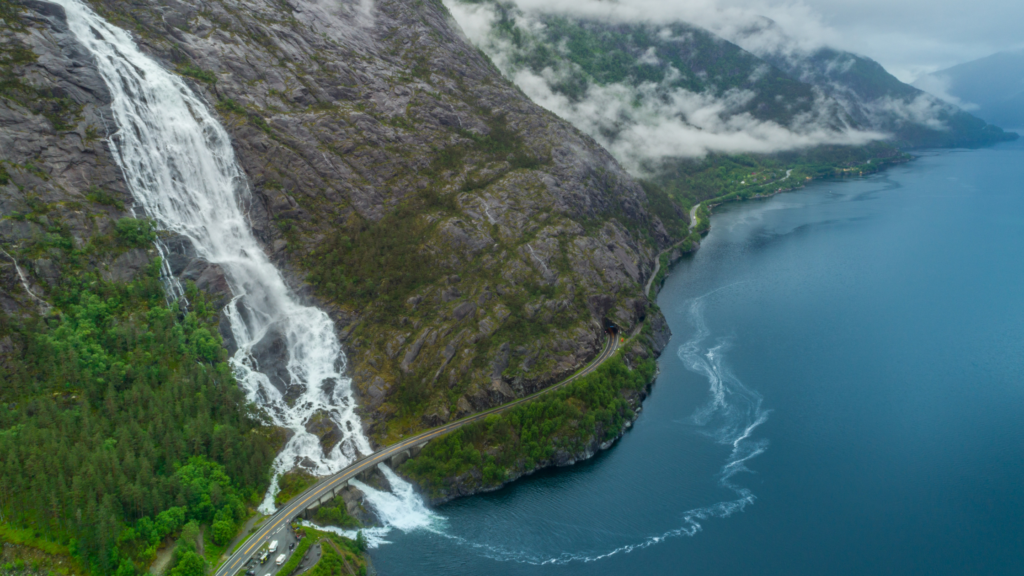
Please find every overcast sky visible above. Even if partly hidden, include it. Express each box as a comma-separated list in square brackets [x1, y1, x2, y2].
[727, 0, 1024, 81]
[502, 0, 1024, 82]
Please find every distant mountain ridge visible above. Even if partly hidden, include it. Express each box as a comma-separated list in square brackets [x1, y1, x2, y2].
[914, 49, 1024, 130]
[446, 1, 1017, 169]
[753, 45, 1017, 148]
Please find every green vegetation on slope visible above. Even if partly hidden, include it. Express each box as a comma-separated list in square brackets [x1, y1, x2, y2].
[297, 105, 667, 442]
[640, 181, 690, 240]
[311, 502, 361, 530]
[484, 6, 817, 125]
[0, 7, 83, 133]
[400, 353, 656, 499]
[303, 113, 547, 322]
[273, 469, 318, 508]
[0, 206, 280, 575]
[303, 527, 368, 576]
[649, 143, 911, 209]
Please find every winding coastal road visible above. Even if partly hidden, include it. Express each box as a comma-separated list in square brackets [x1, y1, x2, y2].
[644, 204, 701, 297]
[214, 329, 620, 576]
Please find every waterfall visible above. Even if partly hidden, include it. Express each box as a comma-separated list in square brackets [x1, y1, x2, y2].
[52, 0, 422, 517]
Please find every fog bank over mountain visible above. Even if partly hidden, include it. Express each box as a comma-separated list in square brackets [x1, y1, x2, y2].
[446, 0, 1014, 172]
[448, 1, 885, 168]
[500, 0, 1024, 82]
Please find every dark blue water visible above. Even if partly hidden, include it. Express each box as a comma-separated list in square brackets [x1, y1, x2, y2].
[371, 141, 1024, 575]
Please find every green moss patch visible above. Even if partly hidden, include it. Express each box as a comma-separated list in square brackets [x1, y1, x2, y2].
[274, 469, 319, 508]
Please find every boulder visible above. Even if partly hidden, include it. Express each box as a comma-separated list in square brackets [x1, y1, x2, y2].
[304, 410, 343, 457]
[452, 300, 476, 321]
[249, 328, 292, 392]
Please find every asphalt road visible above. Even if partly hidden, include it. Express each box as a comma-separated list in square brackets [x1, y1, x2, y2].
[645, 203, 702, 297]
[239, 521, 301, 576]
[214, 329, 620, 576]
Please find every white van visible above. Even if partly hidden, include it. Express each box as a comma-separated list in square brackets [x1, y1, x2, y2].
[268, 540, 279, 553]
[275, 554, 286, 566]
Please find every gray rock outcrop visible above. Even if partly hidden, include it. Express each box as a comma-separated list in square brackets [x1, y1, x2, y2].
[2, 0, 680, 445]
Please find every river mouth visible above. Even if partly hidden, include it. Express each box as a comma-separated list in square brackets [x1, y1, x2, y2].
[369, 140, 1024, 575]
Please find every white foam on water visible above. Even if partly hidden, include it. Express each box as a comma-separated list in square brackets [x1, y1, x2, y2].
[299, 465, 444, 549]
[349, 465, 443, 537]
[53, 0, 428, 524]
[298, 521, 394, 549]
[679, 294, 771, 494]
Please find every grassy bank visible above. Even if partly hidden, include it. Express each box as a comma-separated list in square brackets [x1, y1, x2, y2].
[296, 527, 368, 576]
[274, 470, 319, 508]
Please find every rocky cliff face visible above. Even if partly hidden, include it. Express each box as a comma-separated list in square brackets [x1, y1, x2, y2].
[0, 0, 155, 313]
[1, 0, 680, 446]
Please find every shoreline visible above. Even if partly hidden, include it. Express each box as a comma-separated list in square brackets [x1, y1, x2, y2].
[644, 152, 915, 299]
[395, 314, 671, 507]
[392, 153, 916, 508]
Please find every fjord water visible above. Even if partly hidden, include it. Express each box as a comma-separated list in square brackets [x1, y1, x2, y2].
[372, 141, 1024, 575]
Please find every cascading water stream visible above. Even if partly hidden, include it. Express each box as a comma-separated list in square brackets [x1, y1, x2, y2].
[52, 0, 432, 527]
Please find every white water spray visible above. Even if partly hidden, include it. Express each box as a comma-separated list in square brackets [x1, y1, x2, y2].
[306, 465, 442, 548]
[52, 0, 425, 515]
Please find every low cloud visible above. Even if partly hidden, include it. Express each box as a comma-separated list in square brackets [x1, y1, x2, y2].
[863, 94, 952, 131]
[446, 1, 887, 169]
[912, 74, 979, 110]
[514, 67, 884, 170]
[506, 0, 837, 58]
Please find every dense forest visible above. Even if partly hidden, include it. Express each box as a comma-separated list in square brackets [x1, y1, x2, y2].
[0, 210, 282, 574]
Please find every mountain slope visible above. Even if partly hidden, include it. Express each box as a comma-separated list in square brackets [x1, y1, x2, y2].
[914, 50, 1024, 130]
[758, 46, 1018, 148]
[446, 0, 885, 171]
[3, 0, 679, 463]
[1, 0, 679, 572]
[447, 1, 1016, 174]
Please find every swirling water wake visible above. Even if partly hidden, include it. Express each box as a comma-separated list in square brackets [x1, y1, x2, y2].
[53, 0, 430, 527]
